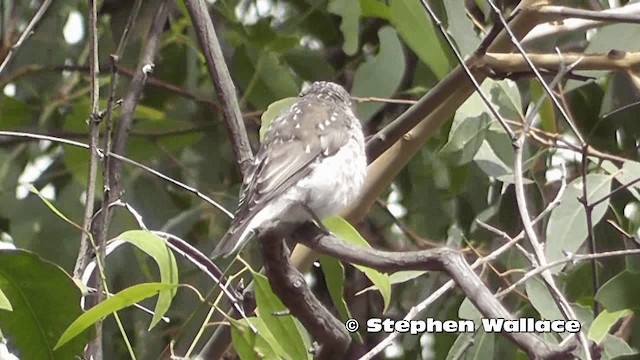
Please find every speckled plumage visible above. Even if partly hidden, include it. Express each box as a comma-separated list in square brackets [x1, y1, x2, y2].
[212, 81, 367, 258]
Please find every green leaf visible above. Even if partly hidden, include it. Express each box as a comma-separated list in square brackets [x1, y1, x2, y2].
[323, 216, 392, 312]
[389, 0, 450, 78]
[525, 277, 564, 321]
[458, 297, 481, 322]
[389, 270, 427, 284]
[55, 282, 178, 349]
[446, 328, 495, 360]
[357, 270, 426, 296]
[251, 272, 310, 360]
[114, 230, 179, 329]
[230, 317, 292, 360]
[545, 174, 613, 267]
[283, 49, 336, 81]
[0, 250, 87, 359]
[530, 80, 556, 133]
[260, 97, 297, 142]
[135, 105, 166, 121]
[588, 309, 631, 345]
[360, 0, 390, 19]
[352, 26, 406, 122]
[596, 271, 640, 312]
[610, 161, 640, 202]
[442, 0, 480, 56]
[232, 47, 299, 110]
[473, 140, 512, 180]
[329, 0, 360, 55]
[0, 95, 32, 128]
[29, 185, 82, 231]
[0, 288, 11, 311]
[440, 113, 492, 165]
[602, 334, 635, 359]
[319, 256, 362, 342]
[490, 80, 523, 121]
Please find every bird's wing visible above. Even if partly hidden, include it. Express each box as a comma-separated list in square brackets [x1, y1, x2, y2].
[213, 99, 352, 256]
[236, 98, 351, 222]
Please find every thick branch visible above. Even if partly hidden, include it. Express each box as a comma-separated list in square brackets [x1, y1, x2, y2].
[294, 223, 575, 360]
[183, 0, 253, 177]
[260, 233, 350, 360]
[524, 3, 640, 44]
[478, 52, 640, 73]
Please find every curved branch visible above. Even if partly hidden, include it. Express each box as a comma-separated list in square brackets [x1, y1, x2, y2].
[293, 223, 576, 360]
[261, 233, 350, 360]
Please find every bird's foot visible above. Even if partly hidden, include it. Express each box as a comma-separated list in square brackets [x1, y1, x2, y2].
[301, 204, 331, 235]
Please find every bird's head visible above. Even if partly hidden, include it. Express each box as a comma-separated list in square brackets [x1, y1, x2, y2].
[299, 81, 353, 108]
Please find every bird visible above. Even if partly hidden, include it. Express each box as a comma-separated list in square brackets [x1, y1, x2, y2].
[211, 81, 367, 258]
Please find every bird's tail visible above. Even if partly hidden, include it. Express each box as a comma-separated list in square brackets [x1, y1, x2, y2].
[211, 218, 254, 258]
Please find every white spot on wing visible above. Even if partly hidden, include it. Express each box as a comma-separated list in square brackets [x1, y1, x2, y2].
[305, 144, 311, 153]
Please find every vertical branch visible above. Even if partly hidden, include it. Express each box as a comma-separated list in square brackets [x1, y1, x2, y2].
[0, 0, 52, 76]
[513, 137, 593, 360]
[579, 145, 600, 316]
[260, 233, 350, 360]
[78, 3, 170, 357]
[74, 0, 101, 278]
[81, 0, 102, 357]
[88, 0, 170, 254]
[183, 0, 253, 176]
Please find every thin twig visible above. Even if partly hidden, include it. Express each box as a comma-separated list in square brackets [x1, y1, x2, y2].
[361, 176, 567, 360]
[74, 0, 101, 279]
[486, 0, 586, 145]
[524, 3, 640, 44]
[87, 0, 171, 279]
[97, 0, 144, 283]
[418, 0, 516, 141]
[0, 0, 52, 76]
[0, 131, 233, 218]
[579, 144, 601, 316]
[538, 5, 640, 24]
[591, 175, 640, 208]
[498, 248, 640, 297]
[81, 0, 104, 357]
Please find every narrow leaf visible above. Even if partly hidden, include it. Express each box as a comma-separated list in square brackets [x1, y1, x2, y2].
[229, 316, 291, 360]
[251, 272, 310, 360]
[323, 216, 391, 312]
[115, 230, 179, 328]
[55, 283, 178, 349]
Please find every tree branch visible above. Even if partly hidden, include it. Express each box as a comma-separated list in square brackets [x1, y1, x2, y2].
[183, 0, 253, 176]
[84, 0, 171, 273]
[293, 223, 575, 360]
[0, 0, 52, 76]
[81, 0, 103, 357]
[261, 233, 350, 360]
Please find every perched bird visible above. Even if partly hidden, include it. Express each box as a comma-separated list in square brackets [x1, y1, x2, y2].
[212, 81, 367, 258]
